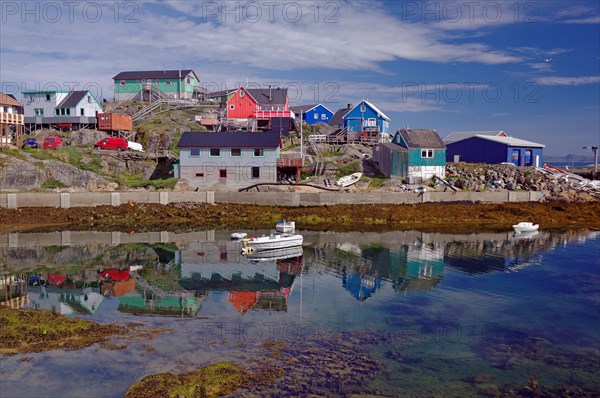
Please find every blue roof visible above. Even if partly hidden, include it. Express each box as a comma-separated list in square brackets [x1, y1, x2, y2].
[178, 131, 281, 148]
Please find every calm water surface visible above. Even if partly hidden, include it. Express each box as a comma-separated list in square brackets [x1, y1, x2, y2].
[1, 229, 599, 397]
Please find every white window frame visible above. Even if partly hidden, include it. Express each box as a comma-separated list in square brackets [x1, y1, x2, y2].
[421, 149, 434, 158]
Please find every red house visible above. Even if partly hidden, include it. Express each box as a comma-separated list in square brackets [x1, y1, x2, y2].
[226, 87, 291, 120]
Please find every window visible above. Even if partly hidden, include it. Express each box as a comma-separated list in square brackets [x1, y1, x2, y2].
[61, 108, 65, 115]
[229, 104, 235, 110]
[210, 148, 221, 157]
[165, 81, 174, 85]
[66, 108, 70, 115]
[231, 148, 241, 157]
[219, 169, 227, 178]
[251, 167, 260, 179]
[80, 108, 84, 116]
[46, 94, 51, 101]
[195, 172, 204, 177]
[187, 77, 191, 84]
[120, 80, 126, 86]
[360, 104, 366, 112]
[87, 96, 92, 103]
[28, 96, 34, 102]
[314, 113, 319, 119]
[524, 150, 532, 167]
[321, 114, 327, 120]
[34, 108, 44, 116]
[55, 109, 60, 115]
[156, 80, 160, 85]
[240, 90, 244, 97]
[190, 148, 200, 157]
[421, 149, 433, 158]
[253, 148, 264, 157]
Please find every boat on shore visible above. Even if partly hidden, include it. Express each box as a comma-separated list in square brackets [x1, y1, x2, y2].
[513, 222, 539, 233]
[336, 172, 362, 187]
[275, 220, 295, 233]
[241, 233, 303, 253]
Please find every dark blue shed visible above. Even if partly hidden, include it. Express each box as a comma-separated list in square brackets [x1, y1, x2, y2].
[290, 104, 334, 125]
[445, 135, 544, 166]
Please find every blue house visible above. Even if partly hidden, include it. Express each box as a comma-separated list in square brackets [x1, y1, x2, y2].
[373, 129, 446, 183]
[176, 131, 281, 190]
[343, 100, 390, 141]
[290, 104, 334, 125]
[444, 132, 544, 166]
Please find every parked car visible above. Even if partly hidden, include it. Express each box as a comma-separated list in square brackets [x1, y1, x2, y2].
[43, 135, 63, 149]
[22, 138, 38, 149]
[95, 137, 128, 151]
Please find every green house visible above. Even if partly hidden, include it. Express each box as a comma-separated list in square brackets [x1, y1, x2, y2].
[373, 128, 446, 183]
[113, 69, 201, 101]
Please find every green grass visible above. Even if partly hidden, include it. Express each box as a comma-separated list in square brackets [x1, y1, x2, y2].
[42, 179, 69, 189]
[0, 149, 26, 160]
[321, 151, 343, 157]
[361, 176, 388, 188]
[118, 173, 179, 189]
[336, 160, 361, 178]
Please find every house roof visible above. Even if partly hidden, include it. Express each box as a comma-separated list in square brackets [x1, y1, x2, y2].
[113, 69, 199, 81]
[472, 135, 545, 148]
[347, 100, 390, 121]
[444, 131, 506, 144]
[289, 103, 333, 114]
[178, 131, 281, 148]
[397, 129, 445, 149]
[380, 142, 408, 152]
[329, 108, 349, 126]
[0, 92, 23, 107]
[246, 88, 287, 105]
[57, 91, 89, 108]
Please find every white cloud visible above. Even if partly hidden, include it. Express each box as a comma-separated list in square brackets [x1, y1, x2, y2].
[565, 16, 600, 24]
[533, 76, 600, 86]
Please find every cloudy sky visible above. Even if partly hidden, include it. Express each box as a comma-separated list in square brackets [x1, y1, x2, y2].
[1, 0, 599, 156]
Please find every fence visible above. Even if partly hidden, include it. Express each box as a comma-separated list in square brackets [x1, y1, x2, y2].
[0, 190, 543, 209]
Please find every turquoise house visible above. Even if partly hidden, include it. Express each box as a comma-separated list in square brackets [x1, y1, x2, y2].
[373, 129, 446, 183]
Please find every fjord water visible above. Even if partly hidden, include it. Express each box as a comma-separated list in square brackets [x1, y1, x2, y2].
[0, 229, 598, 397]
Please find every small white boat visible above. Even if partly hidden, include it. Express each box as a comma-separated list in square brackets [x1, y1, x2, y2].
[129, 265, 143, 272]
[512, 222, 539, 233]
[231, 232, 248, 240]
[275, 220, 295, 233]
[336, 172, 362, 187]
[241, 233, 303, 253]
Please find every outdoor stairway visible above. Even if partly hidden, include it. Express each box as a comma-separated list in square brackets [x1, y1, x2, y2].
[132, 99, 217, 122]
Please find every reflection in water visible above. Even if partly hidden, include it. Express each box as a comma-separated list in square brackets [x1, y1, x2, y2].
[0, 229, 599, 397]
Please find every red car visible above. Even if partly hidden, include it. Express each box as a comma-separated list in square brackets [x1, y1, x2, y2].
[98, 268, 131, 281]
[95, 137, 128, 151]
[43, 135, 63, 149]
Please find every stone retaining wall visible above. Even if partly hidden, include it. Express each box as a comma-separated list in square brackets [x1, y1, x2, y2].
[0, 190, 543, 209]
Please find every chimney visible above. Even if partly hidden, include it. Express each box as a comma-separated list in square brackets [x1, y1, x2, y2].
[269, 86, 272, 101]
[347, 103, 353, 109]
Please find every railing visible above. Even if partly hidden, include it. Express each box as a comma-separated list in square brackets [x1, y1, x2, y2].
[0, 113, 24, 125]
[254, 110, 292, 118]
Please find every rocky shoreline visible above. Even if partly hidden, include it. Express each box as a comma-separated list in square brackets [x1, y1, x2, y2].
[1, 201, 599, 234]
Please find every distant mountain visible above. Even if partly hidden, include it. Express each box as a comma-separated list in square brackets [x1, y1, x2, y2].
[545, 154, 595, 163]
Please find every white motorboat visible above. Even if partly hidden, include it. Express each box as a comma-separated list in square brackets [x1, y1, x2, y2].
[512, 222, 539, 233]
[245, 246, 304, 261]
[231, 232, 248, 240]
[241, 233, 303, 253]
[336, 172, 362, 187]
[275, 220, 295, 233]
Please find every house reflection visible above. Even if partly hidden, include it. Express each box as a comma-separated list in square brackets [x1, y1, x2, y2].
[179, 241, 303, 315]
[27, 285, 104, 315]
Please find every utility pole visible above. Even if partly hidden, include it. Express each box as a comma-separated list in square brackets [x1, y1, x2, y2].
[300, 110, 303, 166]
[582, 146, 598, 172]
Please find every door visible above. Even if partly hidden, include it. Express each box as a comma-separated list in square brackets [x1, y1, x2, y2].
[524, 150, 532, 167]
[511, 149, 520, 166]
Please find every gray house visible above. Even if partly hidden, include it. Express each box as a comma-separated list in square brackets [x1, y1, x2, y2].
[176, 131, 281, 190]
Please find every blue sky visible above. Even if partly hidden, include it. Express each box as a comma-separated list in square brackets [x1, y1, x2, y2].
[1, 0, 599, 156]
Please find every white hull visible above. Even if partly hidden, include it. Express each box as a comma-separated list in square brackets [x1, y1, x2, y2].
[243, 234, 303, 252]
[245, 246, 303, 261]
[336, 172, 362, 187]
[513, 222, 539, 233]
[231, 232, 248, 240]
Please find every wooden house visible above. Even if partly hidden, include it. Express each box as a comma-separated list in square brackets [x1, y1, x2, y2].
[176, 131, 282, 190]
[226, 87, 291, 119]
[113, 70, 202, 101]
[373, 129, 446, 182]
[22, 90, 103, 131]
[290, 104, 333, 125]
[0, 92, 24, 148]
[444, 132, 544, 166]
[343, 100, 390, 142]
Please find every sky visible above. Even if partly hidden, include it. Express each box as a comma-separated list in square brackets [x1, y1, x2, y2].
[1, 0, 599, 156]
